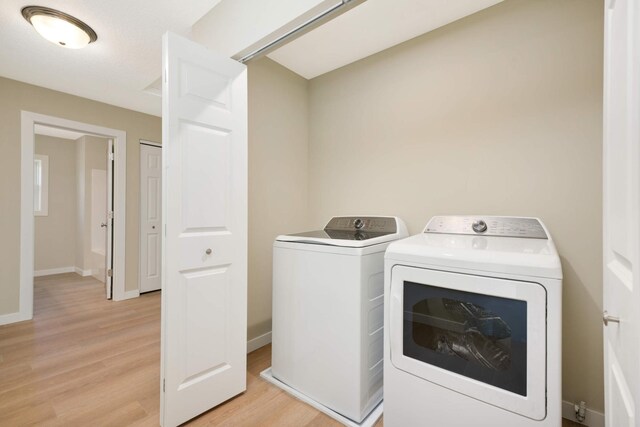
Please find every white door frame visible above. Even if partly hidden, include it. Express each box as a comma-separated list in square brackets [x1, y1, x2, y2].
[602, 0, 640, 424]
[19, 111, 128, 322]
[139, 139, 162, 293]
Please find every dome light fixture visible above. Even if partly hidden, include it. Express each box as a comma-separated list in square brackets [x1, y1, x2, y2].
[21, 6, 97, 49]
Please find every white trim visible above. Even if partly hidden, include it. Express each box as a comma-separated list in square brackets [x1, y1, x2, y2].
[19, 111, 128, 325]
[74, 267, 93, 277]
[140, 139, 162, 147]
[0, 311, 29, 326]
[562, 400, 605, 427]
[247, 331, 272, 354]
[34, 266, 75, 277]
[122, 289, 141, 300]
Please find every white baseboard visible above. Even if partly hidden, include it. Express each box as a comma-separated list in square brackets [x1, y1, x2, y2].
[120, 289, 140, 300]
[247, 331, 272, 354]
[74, 267, 92, 277]
[0, 311, 30, 326]
[34, 266, 75, 277]
[562, 400, 604, 427]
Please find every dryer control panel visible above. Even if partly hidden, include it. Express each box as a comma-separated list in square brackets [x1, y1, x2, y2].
[424, 216, 547, 239]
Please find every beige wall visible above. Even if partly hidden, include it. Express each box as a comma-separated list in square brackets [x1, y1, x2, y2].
[0, 77, 161, 315]
[307, 0, 603, 411]
[246, 58, 310, 339]
[34, 135, 77, 271]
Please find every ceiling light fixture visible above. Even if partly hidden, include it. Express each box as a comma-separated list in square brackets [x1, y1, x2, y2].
[21, 6, 97, 49]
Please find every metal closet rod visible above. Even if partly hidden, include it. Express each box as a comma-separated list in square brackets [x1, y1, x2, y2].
[238, 0, 358, 64]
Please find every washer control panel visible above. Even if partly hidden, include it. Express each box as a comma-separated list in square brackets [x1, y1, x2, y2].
[425, 216, 547, 239]
[325, 216, 397, 234]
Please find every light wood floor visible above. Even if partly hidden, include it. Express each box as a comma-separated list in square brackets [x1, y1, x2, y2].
[0, 273, 582, 426]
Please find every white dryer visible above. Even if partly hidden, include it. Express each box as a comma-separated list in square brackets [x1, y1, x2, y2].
[384, 216, 562, 427]
[272, 216, 408, 423]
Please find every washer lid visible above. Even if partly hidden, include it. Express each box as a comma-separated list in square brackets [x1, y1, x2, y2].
[276, 216, 408, 248]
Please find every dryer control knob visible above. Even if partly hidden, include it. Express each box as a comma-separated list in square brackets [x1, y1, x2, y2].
[354, 218, 364, 229]
[472, 219, 488, 233]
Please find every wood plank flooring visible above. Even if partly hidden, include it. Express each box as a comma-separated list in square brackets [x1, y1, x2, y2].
[0, 273, 583, 426]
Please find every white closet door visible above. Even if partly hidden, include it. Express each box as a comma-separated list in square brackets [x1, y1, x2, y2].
[140, 143, 162, 293]
[160, 32, 248, 427]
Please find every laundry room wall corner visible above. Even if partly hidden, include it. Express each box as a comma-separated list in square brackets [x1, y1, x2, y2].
[247, 57, 310, 342]
[307, 0, 604, 412]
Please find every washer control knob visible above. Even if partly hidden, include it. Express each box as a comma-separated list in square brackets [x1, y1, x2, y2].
[354, 218, 364, 229]
[472, 219, 488, 233]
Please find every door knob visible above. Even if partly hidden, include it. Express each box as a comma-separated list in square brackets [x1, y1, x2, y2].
[603, 311, 620, 326]
[205, 248, 212, 255]
[100, 222, 107, 228]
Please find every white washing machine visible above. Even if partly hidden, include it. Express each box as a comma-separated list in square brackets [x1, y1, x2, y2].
[384, 216, 562, 427]
[272, 216, 408, 423]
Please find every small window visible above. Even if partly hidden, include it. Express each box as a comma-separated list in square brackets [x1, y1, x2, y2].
[34, 154, 49, 216]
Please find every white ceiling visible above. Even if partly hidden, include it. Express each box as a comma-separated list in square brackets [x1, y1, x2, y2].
[267, 0, 503, 79]
[0, 0, 502, 117]
[34, 124, 88, 140]
[0, 0, 222, 117]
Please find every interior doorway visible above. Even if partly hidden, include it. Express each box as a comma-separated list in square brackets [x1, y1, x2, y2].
[32, 126, 111, 298]
[19, 112, 128, 322]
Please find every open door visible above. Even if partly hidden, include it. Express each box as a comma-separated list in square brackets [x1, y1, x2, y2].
[105, 138, 114, 299]
[160, 32, 248, 427]
[603, 0, 640, 425]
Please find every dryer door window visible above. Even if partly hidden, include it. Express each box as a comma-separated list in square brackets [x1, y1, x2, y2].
[403, 281, 527, 396]
[389, 266, 547, 421]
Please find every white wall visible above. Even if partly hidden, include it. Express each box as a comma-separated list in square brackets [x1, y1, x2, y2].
[307, 0, 604, 411]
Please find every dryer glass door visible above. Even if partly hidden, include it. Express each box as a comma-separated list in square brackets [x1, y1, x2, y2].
[403, 281, 528, 396]
[389, 266, 546, 421]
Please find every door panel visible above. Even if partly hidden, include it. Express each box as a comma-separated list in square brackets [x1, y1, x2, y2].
[603, 0, 640, 424]
[180, 267, 229, 384]
[140, 143, 162, 293]
[161, 32, 247, 427]
[180, 123, 230, 230]
[607, 345, 635, 426]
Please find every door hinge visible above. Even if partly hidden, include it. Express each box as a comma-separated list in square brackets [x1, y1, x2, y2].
[107, 269, 113, 277]
[163, 379, 165, 392]
[109, 152, 114, 161]
[108, 211, 114, 220]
